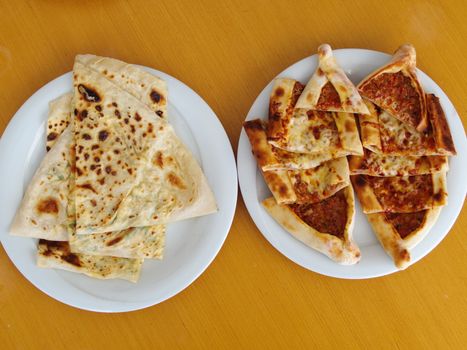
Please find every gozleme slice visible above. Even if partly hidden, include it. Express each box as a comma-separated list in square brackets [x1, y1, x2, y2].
[47, 94, 166, 259]
[10, 126, 73, 241]
[73, 60, 216, 234]
[37, 240, 142, 282]
[76, 54, 168, 119]
[46, 93, 72, 151]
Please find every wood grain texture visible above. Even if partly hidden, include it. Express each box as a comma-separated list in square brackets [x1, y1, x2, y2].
[0, 0, 466, 349]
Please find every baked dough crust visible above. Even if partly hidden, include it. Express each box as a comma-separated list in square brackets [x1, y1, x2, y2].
[262, 186, 360, 265]
[359, 96, 456, 156]
[366, 208, 441, 269]
[295, 44, 369, 115]
[244, 119, 349, 204]
[358, 44, 427, 132]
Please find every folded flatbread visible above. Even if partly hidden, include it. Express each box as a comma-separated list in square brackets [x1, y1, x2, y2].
[358, 44, 427, 132]
[262, 186, 360, 265]
[47, 94, 166, 259]
[365, 208, 441, 269]
[244, 119, 349, 205]
[46, 94, 72, 152]
[268, 107, 363, 156]
[359, 96, 456, 156]
[295, 44, 369, 115]
[73, 59, 216, 235]
[37, 240, 143, 282]
[76, 54, 168, 119]
[10, 125, 73, 241]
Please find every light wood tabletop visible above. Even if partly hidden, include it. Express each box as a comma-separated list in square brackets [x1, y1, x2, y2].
[1, 0, 466, 349]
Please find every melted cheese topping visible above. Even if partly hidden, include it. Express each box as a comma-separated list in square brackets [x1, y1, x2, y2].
[288, 157, 349, 203]
[278, 109, 341, 154]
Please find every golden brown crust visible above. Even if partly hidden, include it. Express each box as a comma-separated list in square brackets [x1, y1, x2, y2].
[262, 187, 360, 265]
[426, 94, 457, 155]
[244, 119, 350, 204]
[243, 119, 297, 204]
[244, 119, 344, 171]
[37, 240, 143, 282]
[267, 78, 304, 141]
[358, 98, 456, 156]
[358, 44, 428, 132]
[366, 207, 441, 269]
[288, 157, 350, 204]
[296, 44, 369, 115]
[243, 119, 279, 169]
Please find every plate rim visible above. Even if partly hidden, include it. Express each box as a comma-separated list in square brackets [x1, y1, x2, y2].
[237, 47, 467, 279]
[0, 65, 238, 312]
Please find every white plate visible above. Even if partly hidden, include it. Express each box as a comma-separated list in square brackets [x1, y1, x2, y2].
[237, 48, 467, 279]
[0, 66, 237, 312]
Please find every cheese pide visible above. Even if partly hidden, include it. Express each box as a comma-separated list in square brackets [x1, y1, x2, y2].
[244, 44, 364, 265]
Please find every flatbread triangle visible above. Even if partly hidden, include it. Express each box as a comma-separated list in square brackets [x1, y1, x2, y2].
[72, 60, 217, 235]
[295, 44, 369, 115]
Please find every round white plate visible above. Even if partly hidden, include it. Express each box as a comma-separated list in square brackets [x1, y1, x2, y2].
[237, 48, 467, 279]
[0, 66, 237, 312]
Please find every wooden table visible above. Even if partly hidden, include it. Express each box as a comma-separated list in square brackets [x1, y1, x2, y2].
[1, 1, 466, 348]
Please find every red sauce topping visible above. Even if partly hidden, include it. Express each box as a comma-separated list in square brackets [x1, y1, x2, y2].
[316, 82, 341, 110]
[290, 189, 347, 237]
[361, 72, 421, 128]
[385, 211, 426, 238]
[368, 175, 433, 212]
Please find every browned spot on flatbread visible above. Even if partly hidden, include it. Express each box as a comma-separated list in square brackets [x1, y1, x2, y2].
[98, 130, 109, 141]
[167, 172, 186, 189]
[62, 252, 82, 267]
[39, 240, 81, 267]
[154, 151, 164, 168]
[150, 89, 163, 103]
[78, 84, 101, 102]
[77, 110, 88, 121]
[47, 132, 58, 142]
[37, 197, 59, 214]
[106, 235, 124, 246]
[77, 183, 97, 194]
[134, 113, 142, 122]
